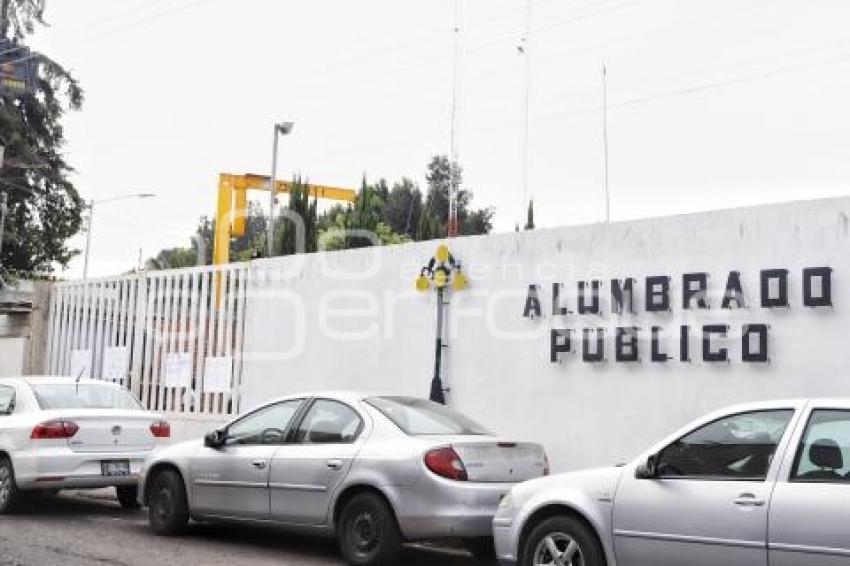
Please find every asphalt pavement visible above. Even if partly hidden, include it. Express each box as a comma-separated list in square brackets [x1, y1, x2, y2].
[0, 491, 495, 566]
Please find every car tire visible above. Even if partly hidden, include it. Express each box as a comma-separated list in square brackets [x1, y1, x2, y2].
[522, 515, 605, 566]
[465, 537, 497, 561]
[0, 456, 22, 514]
[116, 485, 141, 509]
[147, 469, 189, 536]
[337, 492, 401, 566]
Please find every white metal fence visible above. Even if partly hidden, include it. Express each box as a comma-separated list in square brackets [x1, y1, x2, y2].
[45, 264, 249, 417]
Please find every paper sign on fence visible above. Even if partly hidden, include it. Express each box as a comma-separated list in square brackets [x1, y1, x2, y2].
[164, 353, 192, 388]
[204, 356, 233, 393]
[102, 347, 130, 382]
[70, 349, 92, 379]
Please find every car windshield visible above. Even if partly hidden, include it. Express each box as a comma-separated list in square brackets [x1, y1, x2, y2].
[367, 396, 490, 436]
[32, 383, 143, 410]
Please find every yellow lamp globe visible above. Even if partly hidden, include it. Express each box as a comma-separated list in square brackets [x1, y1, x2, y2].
[452, 271, 469, 291]
[434, 269, 449, 288]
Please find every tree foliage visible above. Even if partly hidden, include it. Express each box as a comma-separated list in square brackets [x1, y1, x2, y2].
[524, 199, 535, 230]
[0, 1, 84, 281]
[146, 155, 495, 269]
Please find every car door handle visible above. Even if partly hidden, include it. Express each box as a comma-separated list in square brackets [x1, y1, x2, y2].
[326, 459, 343, 470]
[251, 460, 268, 470]
[733, 494, 765, 507]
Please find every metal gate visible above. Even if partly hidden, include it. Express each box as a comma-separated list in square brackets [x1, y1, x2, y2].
[45, 263, 248, 417]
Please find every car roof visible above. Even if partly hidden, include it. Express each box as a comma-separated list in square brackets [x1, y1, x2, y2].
[0, 376, 122, 387]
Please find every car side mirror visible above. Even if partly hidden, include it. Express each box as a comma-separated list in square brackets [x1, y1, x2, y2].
[204, 428, 226, 449]
[635, 454, 659, 479]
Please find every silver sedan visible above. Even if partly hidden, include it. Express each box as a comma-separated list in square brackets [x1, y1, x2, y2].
[494, 398, 850, 566]
[139, 392, 547, 565]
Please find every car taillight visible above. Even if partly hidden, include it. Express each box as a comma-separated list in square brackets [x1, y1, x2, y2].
[424, 447, 467, 481]
[31, 420, 79, 440]
[150, 421, 170, 438]
[543, 452, 550, 476]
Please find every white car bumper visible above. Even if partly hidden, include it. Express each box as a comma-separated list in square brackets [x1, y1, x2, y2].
[13, 446, 150, 490]
[493, 504, 521, 565]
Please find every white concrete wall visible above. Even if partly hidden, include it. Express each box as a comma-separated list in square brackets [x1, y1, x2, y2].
[239, 197, 850, 473]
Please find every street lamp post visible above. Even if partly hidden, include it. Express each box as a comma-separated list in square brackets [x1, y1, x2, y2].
[267, 121, 294, 258]
[0, 146, 6, 275]
[82, 193, 155, 281]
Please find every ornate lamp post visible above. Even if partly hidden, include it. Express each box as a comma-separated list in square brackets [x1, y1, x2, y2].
[415, 244, 468, 404]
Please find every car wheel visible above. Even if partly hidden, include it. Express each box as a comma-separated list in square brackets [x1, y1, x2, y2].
[0, 456, 21, 514]
[337, 492, 401, 566]
[116, 485, 141, 509]
[147, 469, 189, 535]
[522, 515, 605, 566]
[465, 537, 497, 561]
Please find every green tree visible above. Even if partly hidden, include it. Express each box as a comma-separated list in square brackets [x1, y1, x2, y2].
[422, 155, 494, 238]
[144, 247, 198, 271]
[383, 178, 422, 238]
[275, 177, 318, 256]
[0, 1, 85, 280]
[524, 199, 535, 230]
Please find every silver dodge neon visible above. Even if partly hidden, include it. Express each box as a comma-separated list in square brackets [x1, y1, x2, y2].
[138, 391, 547, 565]
[493, 399, 850, 566]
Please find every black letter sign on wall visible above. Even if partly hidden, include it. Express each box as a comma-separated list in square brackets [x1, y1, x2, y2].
[552, 283, 571, 315]
[722, 271, 746, 309]
[761, 269, 789, 308]
[616, 327, 639, 362]
[611, 278, 636, 314]
[523, 284, 542, 318]
[742, 324, 769, 362]
[651, 326, 669, 362]
[582, 328, 605, 362]
[550, 329, 572, 362]
[645, 276, 670, 312]
[680, 325, 690, 362]
[683, 273, 709, 309]
[803, 267, 833, 307]
[578, 281, 601, 314]
[703, 325, 729, 362]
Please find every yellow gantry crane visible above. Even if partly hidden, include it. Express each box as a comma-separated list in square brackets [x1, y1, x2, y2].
[213, 173, 357, 266]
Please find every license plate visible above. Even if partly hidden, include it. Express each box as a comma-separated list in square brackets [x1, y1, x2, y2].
[101, 460, 131, 477]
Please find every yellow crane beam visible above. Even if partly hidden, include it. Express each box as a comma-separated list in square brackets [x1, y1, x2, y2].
[213, 172, 357, 267]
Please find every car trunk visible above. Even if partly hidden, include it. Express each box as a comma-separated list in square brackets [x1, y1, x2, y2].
[45, 409, 159, 453]
[428, 436, 547, 482]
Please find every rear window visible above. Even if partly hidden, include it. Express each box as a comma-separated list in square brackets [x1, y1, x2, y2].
[32, 383, 143, 411]
[366, 396, 490, 436]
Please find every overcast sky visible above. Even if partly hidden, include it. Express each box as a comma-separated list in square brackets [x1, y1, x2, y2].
[29, 0, 850, 278]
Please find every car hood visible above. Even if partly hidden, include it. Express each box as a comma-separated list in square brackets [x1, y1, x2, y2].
[507, 465, 626, 508]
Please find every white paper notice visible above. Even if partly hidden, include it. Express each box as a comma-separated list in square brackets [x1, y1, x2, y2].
[164, 353, 192, 388]
[204, 357, 233, 393]
[70, 350, 92, 379]
[102, 347, 130, 382]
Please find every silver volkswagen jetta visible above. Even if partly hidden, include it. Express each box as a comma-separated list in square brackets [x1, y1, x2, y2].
[494, 399, 850, 566]
[139, 391, 547, 565]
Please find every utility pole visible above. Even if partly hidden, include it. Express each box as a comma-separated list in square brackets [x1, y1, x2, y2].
[0, 0, 9, 40]
[602, 64, 610, 223]
[520, 0, 532, 230]
[0, 192, 7, 269]
[447, 0, 462, 238]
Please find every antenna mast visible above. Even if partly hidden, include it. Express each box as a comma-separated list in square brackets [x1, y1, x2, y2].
[448, 0, 462, 237]
[520, 0, 532, 229]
